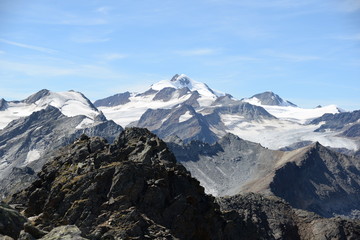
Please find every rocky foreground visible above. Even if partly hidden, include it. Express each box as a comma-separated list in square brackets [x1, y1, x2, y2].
[1, 128, 360, 239]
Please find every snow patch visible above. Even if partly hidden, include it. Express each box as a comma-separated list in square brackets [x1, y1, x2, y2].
[75, 118, 95, 129]
[25, 150, 41, 164]
[179, 111, 193, 123]
[0, 90, 100, 130]
[242, 98, 340, 124]
[220, 114, 359, 151]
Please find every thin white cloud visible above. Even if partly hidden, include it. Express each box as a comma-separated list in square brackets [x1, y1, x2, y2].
[0, 39, 57, 54]
[262, 50, 322, 62]
[101, 53, 128, 61]
[96, 6, 111, 15]
[0, 59, 123, 79]
[335, 34, 360, 41]
[70, 36, 111, 43]
[209, 0, 314, 9]
[60, 18, 107, 25]
[175, 48, 220, 56]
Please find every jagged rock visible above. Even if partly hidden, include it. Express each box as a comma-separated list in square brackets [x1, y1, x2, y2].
[5, 128, 360, 239]
[10, 128, 227, 239]
[39, 225, 87, 240]
[169, 135, 360, 218]
[94, 92, 131, 107]
[310, 110, 360, 135]
[137, 104, 218, 143]
[218, 193, 360, 240]
[0, 202, 27, 239]
[0, 235, 14, 240]
[270, 143, 360, 218]
[152, 87, 177, 101]
[23, 90, 50, 104]
[0, 106, 123, 200]
[0, 99, 7, 111]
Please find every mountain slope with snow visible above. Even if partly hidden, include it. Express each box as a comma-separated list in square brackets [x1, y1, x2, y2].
[97, 74, 224, 127]
[95, 74, 359, 152]
[246, 91, 297, 107]
[0, 106, 123, 199]
[242, 92, 341, 124]
[0, 89, 101, 130]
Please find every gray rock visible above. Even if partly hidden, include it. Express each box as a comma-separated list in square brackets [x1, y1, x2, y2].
[0, 99, 7, 111]
[10, 128, 227, 239]
[0, 202, 27, 239]
[310, 110, 360, 135]
[39, 225, 87, 240]
[152, 87, 177, 101]
[23, 89, 50, 104]
[0, 106, 123, 199]
[94, 92, 131, 107]
[248, 91, 297, 107]
[137, 104, 218, 144]
[169, 136, 360, 218]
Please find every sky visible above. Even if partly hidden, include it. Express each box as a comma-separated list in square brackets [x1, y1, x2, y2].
[0, 0, 359, 110]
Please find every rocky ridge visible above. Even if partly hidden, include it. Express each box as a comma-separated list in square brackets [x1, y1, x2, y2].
[9, 128, 227, 239]
[1, 128, 359, 239]
[0, 106, 122, 199]
[168, 134, 360, 218]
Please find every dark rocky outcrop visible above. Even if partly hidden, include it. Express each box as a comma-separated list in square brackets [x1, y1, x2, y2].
[343, 124, 360, 138]
[218, 193, 360, 240]
[270, 142, 360, 218]
[310, 110, 360, 135]
[169, 135, 360, 218]
[152, 87, 177, 101]
[3, 128, 360, 239]
[0, 202, 27, 239]
[23, 89, 50, 104]
[10, 128, 227, 239]
[0, 98, 8, 111]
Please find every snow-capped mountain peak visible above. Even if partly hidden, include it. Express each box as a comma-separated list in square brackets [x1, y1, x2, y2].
[245, 91, 297, 107]
[242, 91, 342, 124]
[0, 90, 101, 130]
[151, 74, 224, 98]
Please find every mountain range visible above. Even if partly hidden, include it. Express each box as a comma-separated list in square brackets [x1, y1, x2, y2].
[94, 74, 358, 152]
[1, 73, 360, 235]
[4, 128, 360, 239]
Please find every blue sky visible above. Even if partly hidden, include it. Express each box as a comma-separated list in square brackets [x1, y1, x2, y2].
[0, 0, 359, 110]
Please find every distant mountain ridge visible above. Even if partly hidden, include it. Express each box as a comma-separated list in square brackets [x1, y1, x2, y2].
[0, 89, 102, 130]
[95, 74, 358, 152]
[5, 128, 360, 239]
[245, 91, 297, 107]
[0, 90, 123, 199]
[168, 134, 360, 218]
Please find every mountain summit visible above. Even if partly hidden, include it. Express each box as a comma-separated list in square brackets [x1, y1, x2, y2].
[151, 74, 223, 98]
[0, 89, 102, 130]
[245, 91, 297, 107]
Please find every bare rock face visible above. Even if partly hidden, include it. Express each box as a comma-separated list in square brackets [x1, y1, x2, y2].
[6, 128, 360, 240]
[0, 203, 27, 239]
[218, 193, 360, 240]
[38, 225, 87, 240]
[270, 142, 360, 218]
[0, 106, 123, 200]
[10, 128, 227, 240]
